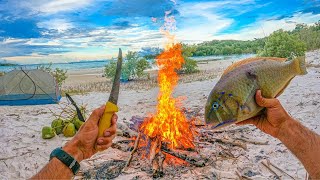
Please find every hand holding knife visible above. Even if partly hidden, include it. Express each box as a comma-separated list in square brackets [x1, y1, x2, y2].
[97, 48, 122, 149]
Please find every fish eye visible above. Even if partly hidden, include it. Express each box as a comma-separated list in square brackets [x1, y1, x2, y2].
[212, 102, 220, 110]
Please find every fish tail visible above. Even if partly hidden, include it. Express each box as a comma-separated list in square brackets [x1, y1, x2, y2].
[293, 56, 307, 75]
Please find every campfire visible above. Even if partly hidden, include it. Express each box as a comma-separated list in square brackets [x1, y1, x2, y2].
[124, 11, 200, 178]
[138, 43, 197, 177]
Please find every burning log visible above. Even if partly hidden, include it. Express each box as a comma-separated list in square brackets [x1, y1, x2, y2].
[149, 137, 166, 178]
[125, 133, 141, 167]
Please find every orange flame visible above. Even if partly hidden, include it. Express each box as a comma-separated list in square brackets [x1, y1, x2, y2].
[140, 42, 195, 149]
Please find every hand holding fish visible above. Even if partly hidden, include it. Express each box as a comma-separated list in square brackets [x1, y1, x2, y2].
[237, 90, 320, 178]
[236, 90, 291, 138]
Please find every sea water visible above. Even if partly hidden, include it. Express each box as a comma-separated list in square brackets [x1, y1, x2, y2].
[0, 54, 255, 73]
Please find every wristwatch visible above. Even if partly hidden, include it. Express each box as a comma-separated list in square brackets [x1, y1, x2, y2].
[49, 147, 80, 175]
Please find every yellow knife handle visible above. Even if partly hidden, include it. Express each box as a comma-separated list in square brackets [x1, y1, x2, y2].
[98, 101, 118, 137]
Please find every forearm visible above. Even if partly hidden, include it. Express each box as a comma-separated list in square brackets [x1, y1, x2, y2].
[278, 118, 320, 179]
[31, 140, 83, 179]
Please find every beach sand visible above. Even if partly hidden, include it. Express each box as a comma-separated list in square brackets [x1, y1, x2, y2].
[0, 51, 319, 179]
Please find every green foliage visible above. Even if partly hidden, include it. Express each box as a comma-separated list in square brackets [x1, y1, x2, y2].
[182, 57, 200, 74]
[181, 44, 199, 74]
[104, 51, 151, 80]
[104, 60, 117, 78]
[191, 39, 264, 56]
[260, 29, 306, 58]
[186, 21, 319, 58]
[136, 58, 150, 77]
[38, 63, 68, 86]
[292, 21, 320, 51]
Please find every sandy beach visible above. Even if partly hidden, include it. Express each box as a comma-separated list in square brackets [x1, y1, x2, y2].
[1, 51, 320, 179]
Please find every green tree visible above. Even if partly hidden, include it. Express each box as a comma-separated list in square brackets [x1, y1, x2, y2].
[260, 29, 306, 58]
[181, 44, 199, 74]
[104, 51, 151, 80]
[136, 58, 151, 78]
[104, 60, 117, 79]
[38, 63, 68, 86]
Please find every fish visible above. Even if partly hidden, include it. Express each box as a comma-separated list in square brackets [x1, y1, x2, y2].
[205, 56, 307, 129]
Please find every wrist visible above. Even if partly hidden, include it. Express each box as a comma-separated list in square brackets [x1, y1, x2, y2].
[62, 138, 84, 162]
[277, 117, 300, 146]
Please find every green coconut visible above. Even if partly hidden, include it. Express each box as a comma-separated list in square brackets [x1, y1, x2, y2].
[42, 126, 56, 139]
[63, 123, 76, 137]
[73, 118, 84, 130]
[51, 118, 64, 135]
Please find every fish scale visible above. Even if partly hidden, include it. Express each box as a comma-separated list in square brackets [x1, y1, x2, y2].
[205, 56, 307, 129]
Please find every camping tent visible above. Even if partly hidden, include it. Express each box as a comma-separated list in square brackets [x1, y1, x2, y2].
[0, 69, 61, 106]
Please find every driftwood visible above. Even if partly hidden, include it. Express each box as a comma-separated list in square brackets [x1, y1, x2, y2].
[236, 137, 269, 145]
[203, 126, 250, 134]
[265, 159, 296, 180]
[125, 133, 141, 167]
[261, 160, 281, 179]
[208, 137, 247, 150]
[161, 146, 206, 167]
[236, 170, 254, 180]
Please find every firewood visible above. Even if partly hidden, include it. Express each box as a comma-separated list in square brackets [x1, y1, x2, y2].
[202, 126, 250, 134]
[236, 137, 269, 145]
[158, 151, 166, 172]
[161, 146, 206, 167]
[210, 137, 247, 150]
[150, 137, 160, 161]
[125, 133, 141, 167]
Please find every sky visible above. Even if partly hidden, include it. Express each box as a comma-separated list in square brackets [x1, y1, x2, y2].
[0, 0, 320, 64]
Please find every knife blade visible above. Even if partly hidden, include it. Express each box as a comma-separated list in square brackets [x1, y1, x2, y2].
[97, 48, 122, 139]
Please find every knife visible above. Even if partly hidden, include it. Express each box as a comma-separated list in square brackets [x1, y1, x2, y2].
[65, 93, 85, 122]
[97, 48, 122, 138]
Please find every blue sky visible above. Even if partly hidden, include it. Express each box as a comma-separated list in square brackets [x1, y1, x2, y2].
[0, 0, 319, 64]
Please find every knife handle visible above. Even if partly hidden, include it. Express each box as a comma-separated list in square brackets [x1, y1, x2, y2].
[98, 101, 119, 138]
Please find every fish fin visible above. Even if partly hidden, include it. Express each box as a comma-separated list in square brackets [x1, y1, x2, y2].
[275, 77, 293, 97]
[292, 56, 307, 75]
[223, 57, 287, 75]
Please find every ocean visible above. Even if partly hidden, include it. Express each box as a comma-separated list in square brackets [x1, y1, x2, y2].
[0, 60, 110, 73]
[0, 54, 255, 73]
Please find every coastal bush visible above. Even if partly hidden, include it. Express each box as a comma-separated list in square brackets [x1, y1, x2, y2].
[260, 29, 306, 58]
[104, 60, 117, 79]
[104, 51, 151, 80]
[181, 57, 199, 74]
[181, 44, 199, 74]
[38, 63, 68, 86]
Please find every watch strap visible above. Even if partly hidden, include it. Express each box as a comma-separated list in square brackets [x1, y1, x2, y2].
[50, 147, 80, 175]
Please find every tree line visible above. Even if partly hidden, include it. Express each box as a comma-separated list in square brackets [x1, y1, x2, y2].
[187, 21, 320, 57]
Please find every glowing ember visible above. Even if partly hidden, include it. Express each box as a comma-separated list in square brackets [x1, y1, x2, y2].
[140, 43, 195, 149]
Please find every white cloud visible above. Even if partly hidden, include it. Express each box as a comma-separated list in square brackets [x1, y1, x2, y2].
[37, 19, 74, 32]
[32, 0, 93, 14]
[214, 12, 320, 40]
[175, 0, 256, 43]
[1, 38, 27, 44]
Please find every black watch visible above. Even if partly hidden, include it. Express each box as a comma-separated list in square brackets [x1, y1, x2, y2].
[50, 147, 80, 175]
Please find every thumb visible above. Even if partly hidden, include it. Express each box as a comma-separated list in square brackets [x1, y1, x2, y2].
[255, 90, 279, 108]
[87, 105, 105, 124]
